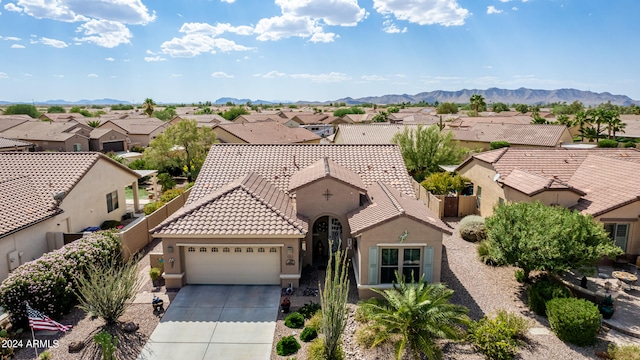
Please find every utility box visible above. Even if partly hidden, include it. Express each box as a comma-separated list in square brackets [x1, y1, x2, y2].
[7, 251, 19, 271]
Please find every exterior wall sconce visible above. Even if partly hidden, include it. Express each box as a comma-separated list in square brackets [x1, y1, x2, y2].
[301, 241, 307, 252]
[169, 258, 175, 268]
[287, 246, 294, 256]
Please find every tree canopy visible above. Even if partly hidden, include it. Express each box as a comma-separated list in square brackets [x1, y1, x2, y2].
[3, 104, 40, 118]
[436, 102, 458, 114]
[47, 105, 66, 113]
[333, 106, 365, 117]
[420, 172, 469, 195]
[391, 125, 467, 182]
[142, 98, 156, 117]
[484, 201, 622, 280]
[143, 119, 218, 181]
[219, 106, 249, 121]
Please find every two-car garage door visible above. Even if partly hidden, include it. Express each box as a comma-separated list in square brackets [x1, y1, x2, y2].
[184, 245, 280, 285]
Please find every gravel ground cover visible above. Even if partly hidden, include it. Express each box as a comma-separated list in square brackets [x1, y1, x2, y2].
[271, 219, 616, 360]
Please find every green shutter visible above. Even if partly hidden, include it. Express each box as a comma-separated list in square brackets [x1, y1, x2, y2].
[368, 247, 378, 285]
[423, 246, 434, 283]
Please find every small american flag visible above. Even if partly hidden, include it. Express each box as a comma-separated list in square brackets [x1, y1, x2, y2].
[26, 304, 72, 332]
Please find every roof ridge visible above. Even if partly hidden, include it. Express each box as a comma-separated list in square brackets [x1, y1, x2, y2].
[377, 181, 405, 215]
[491, 147, 510, 164]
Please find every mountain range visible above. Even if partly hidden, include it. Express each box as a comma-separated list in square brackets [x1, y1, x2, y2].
[1, 88, 638, 107]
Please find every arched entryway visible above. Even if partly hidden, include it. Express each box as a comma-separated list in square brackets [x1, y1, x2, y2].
[312, 215, 342, 267]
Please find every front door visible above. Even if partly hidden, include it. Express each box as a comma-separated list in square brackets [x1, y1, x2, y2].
[312, 216, 342, 266]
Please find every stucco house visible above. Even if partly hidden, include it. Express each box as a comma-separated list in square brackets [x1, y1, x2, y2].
[89, 127, 129, 152]
[456, 147, 640, 255]
[0, 137, 33, 152]
[0, 121, 91, 152]
[98, 118, 170, 147]
[212, 122, 321, 144]
[0, 152, 141, 282]
[151, 144, 450, 298]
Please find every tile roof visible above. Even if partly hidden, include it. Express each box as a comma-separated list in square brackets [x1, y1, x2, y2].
[501, 169, 580, 196]
[0, 176, 62, 238]
[0, 137, 33, 149]
[0, 121, 88, 141]
[334, 124, 421, 144]
[0, 117, 31, 132]
[448, 123, 568, 147]
[215, 122, 321, 144]
[348, 181, 451, 235]
[290, 114, 342, 125]
[189, 144, 415, 204]
[152, 173, 307, 236]
[288, 157, 366, 192]
[100, 118, 167, 134]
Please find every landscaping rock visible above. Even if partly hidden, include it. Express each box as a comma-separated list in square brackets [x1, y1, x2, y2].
[68, 341, 84, 353]
[123, 321, 140, 333]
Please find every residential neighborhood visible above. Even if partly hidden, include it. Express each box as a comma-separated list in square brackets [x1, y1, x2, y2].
[0, 99, 639, 360]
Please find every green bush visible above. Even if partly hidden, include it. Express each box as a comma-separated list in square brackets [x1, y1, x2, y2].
[598, 139, 619, 148]
[608, 344, 640, 360]
[0, 231, 121, 328]
[159, 188, 185, 203]
[94, 330, 118, 360]
[143, 201, 165, 215]
[490, 141, 511, 150]
[459, 215, 486, 242]
[100, 220, 121, 230]
[477, 240, 503, 266]
[300, 326, 318, 342]
[298, 301, 321, 319]
[623, 141, 637, 148]
[276, 335, 300, 356]
[514, 269, 526, 283]
[307, 338, 344, 360]
[284, 312, 305, 328]
[468, 310, 531, 360]
[546, 297, 601, 346]
[149, 267, 161, 282]
[307, 311, 322, 331]
[527, 279, 571, 316]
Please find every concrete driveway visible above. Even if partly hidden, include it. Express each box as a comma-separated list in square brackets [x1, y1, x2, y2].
[138, 285, 280, 360]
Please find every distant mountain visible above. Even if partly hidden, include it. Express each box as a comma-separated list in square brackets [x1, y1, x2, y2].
[336, 88, 639, 106]
[0, 99, 132, 105]
[214, 97, 275, 105]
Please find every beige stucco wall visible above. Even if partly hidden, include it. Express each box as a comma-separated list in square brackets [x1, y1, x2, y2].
[354, 216, 444, 299]
[34, 134, 89, 152]
[458, 159, 504, 216]
[0, 218, 59, 281]
[159, 236, 303, 289]
[594, 201, 640, 255]
[212, 128, 247, 143]
[90, 129, 128, 152]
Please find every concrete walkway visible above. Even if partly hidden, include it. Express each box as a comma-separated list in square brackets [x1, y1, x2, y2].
[137, 285, 280, 360]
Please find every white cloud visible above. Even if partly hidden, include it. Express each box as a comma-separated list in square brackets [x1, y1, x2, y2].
[499, 0, 510, 2]
[275, 0, 367, 27]
[487, 6, 502, 14]
[179, 22, 253, 36]
[160, 32, 253, 57]
[309, 31, 337, 43]
[483, 65, 493, 69]
[74, 19, 132, 48]
[170, 74, 182, 78]
[105, 57, 115, 61]
[40, 37, 68, 48]
[0, 72, 8, 79]
[373, 0, 470, 27]
[11, 44, 25, 48]
[211, 71, 233, 78]
[87, 73, 98, 77]
[4, 3, 22, 12]
[512, 7, 518, 11]
[362, 75, 387, 81]
[220, 0, 236, 3]
[382, 19, 407, 33]
[290, 71, 350, 83]
[14, 0, 155, 24]
[24, 73, 32, 77]
[53, 74, 64, 78]
[255, 14, 319, 41]
[256, 70, 286, 78]
[144, 55, 166, 62]
[2, 36, 22, 41]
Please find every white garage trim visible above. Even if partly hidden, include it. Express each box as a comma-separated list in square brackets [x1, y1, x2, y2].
[177, 243, 284, 247]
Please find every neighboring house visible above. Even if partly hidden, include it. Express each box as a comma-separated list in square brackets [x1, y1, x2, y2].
[98, 118, 169, 147]
[620, 115, 640, 141]
[0, 116, 32, 132]
[89, 127, 129, 152]
[448, 123, 573, 150]
[179, 114, 229, 128]
[456, 147, 640, 255]
[0, 137, 34, 152]
[39, 113, 85, 122]
[151, 144, 450, 298]
[0, 121, 91, 152]
[212, 122, 322, 144]
[333, 124, 420, 144]
[0, 152, 141, 282]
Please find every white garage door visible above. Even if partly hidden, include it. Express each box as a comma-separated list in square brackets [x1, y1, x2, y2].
[184, 245, 281, 285]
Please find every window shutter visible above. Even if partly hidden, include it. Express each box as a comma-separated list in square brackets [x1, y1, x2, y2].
[368, 247, 378, 285]
[423, 246, 434, 283]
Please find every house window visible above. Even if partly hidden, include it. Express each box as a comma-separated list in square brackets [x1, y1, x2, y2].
[199, 247, 207, 253]
[604, 223, 629, 251]
[187, 247, 195, 252]
[212, 247, 218, 252]
[258, 247, 265, 253]
[235, 247, 242, 253]
[246, 248, 253, 253]
[73, 143, 82, 152]
[380, 248, 422, 284]
[498, 197, 504, 206]
[223, 247, 230, 253]
[106, 190, 119, 213]
[270, 247, 277, 253]
[476, 186, 482, 209]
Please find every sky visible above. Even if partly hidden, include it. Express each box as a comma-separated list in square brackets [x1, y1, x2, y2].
[0, 0, 639, 104]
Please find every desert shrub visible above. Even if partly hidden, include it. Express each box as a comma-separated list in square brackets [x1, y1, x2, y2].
[276, 335, 300, 356]
[459, 215, 486, 242]
[298, 301, 321, 319]
[0, 231, 121, 328]
[527, 279, 571, 316]
[307, 338, 344, 360]
[307, 311, 322, 331]
[143, 201, 165, 215]
[300, 326, 318, 342]
[284, 312, 305, 328]
[100, 220, 121, 230]
[159, 188, 185, 203]
[468, 310, 531, 360]
[546, 297, 601, 346]
[94, 330, 118, 360]
[355, 323, 385, 348]
[598, 139, 618, 148]
[149, 267, 161, 282]
[38, 350, 52, 360]
[477, 240, 504, 266]
[354, 298, 382, 323]
[608, 344, 640, 360]
[623, 141, 637, 148]
[490, 141, 510, 150]
[514, 269, 526, 283]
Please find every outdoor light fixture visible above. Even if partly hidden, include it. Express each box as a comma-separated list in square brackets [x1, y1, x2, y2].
[301, 241, 307, 252]
[169, 258, 175, 268]
[287, 246, 293, 255]
[167, 246, 173, 253]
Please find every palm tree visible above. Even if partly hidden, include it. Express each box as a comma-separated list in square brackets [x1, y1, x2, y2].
[142, 98, 156, 117]
[470, 94, 486, 115]
[574, 111, 590, 141]
[609, 117, 627, 138]
[357, 272, 470, 360]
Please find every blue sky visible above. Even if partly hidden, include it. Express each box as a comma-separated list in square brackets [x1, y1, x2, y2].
[0, 0, 638, 103]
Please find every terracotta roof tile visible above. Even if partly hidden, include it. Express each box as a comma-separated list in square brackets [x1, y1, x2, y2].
[215, 122, 320, 144]
[288, 157, 366, 192]
[0, 137, 32, 149]
[152, 173, 307, 236]
[348, 181, 451, 235]
[448, 123, 568, 147]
